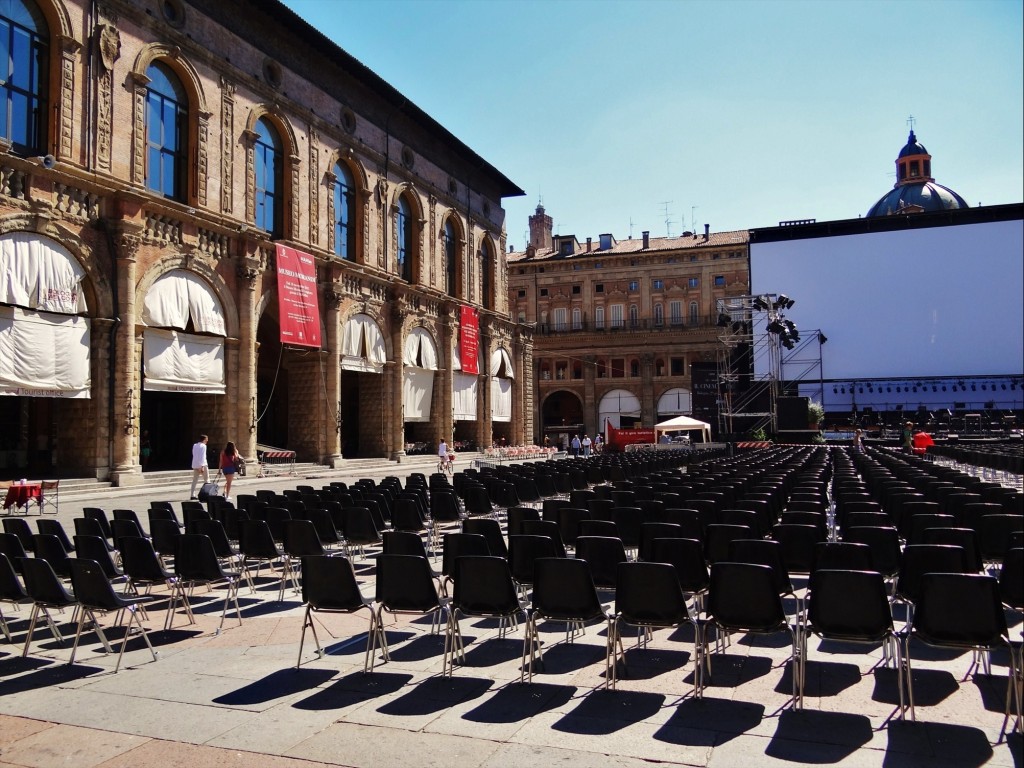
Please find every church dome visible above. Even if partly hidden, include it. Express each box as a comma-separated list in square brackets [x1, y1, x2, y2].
[867, 128, 968, 217]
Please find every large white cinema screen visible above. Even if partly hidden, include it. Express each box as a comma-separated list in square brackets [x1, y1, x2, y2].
[750, 217, 1023, 385]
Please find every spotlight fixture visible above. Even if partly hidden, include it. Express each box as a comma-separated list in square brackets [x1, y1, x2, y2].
[818, 332, 828, 344]
[731, 321, 744, 333]
[942, 386, 946, 391]
[752, 295, 770, 311]
[971, 384, 976, 391]
[932, 385, 937, 392]
[1001, 384, 1007, 390]
[887, 386, 892, 393]
[773, 294, 795, 310]
[767, 319, 785, 334]
[841, 387, 846, 394]
[981, 384, 987, 391]
[833, 386, 838, 394]
[717, 313, 731, 327]
[913, 387, 918, 392]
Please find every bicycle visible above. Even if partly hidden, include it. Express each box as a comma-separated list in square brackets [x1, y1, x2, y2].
[437, 454, 454, 475]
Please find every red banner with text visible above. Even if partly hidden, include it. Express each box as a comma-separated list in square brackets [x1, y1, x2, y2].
[460, 305, 479, 375]
[276, 244, 321, 349]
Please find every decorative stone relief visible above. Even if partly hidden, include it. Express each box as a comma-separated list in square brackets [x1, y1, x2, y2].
[243, 129, 256, 223]
[290, 153, 300, 238]
[129, 73, 150, 186]
[428, 193, 437, 286]
[98, 23, 120, 71]
[308, 131, 319, 246]
[220, 78, 235, 214]
[59, 38, 80, 161]
[96, 68, 112, 171]
[197, 112, 210, 208]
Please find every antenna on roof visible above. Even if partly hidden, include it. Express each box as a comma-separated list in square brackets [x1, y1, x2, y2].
[659, 201, 674, 237]
[628, 217, 635, 239]
[691, 206, 698, 233]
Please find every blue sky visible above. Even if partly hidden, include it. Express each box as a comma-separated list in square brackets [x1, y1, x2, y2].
[279, 0, 1023, 250]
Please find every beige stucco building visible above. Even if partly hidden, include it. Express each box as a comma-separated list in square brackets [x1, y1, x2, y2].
[508, 205, 749, 446]
[0, 0, 530, 484]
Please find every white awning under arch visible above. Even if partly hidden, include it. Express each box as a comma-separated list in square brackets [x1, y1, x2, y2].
[342, 313, 387, 373]
[403, 327, 438, 422]
[142, 270, 226, 393]
[142, 270, 226, 336]
[598, 388, 641, 430]
[490, 347, 514, 378]
[0, 233, 92, 398]
[403, 327, 438, 369]
[656, 387, 692, 417]
[0, 306, 91, 398]
[452, 337, 482, 421]
[0, 232, 89, 314]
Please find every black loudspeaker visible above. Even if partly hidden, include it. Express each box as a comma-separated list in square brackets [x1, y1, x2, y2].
[777, 396, 810, 431]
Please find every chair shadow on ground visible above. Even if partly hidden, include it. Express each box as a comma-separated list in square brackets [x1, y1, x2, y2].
[380, 633, 446, 664]
[784, 660, 863, 699]
[656, 696, 765, 747]
[376, 674, 493, 716]
[553, 689, 666, 735]
[292, 670, 412, 711]
[766, 710, 874, 763]
[526, 640, 607, 677]
[614, 646, 693, 684]
[0, 660, 103, 695]
[884, 719, 995, 768]
[462, 681, 577, 724]
[213, 667, 336, 706]
[701, 652, 774, 690]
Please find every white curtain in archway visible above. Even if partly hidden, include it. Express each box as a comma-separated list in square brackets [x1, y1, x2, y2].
[598, 389, 641, 430]
[342, 313, 387, 373]
[490, 347, 514, 422]
[142, 270, 226, 392]
[453, 339, 483, 421]
[0, 233, 91, 397]
[142, 269, 226, 335]
[403, 327, 438, 422]
[0, 232, 89, 314]
[0, 306, 91, 397]
[656, 387, 692, 417]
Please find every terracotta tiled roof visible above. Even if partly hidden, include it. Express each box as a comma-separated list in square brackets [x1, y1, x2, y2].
[508, 229, 749, 263]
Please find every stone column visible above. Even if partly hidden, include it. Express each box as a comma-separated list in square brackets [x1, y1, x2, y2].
[583, 354, 597, 436]
[440, 308, 457, 445]
[235, 255, 260, 464]
[324, 284, 343, 466]
[641, 352, 656, 424]
[110, 230, 142, 486]
[476, 320, 493, 449]
[389, 305, 407, 461]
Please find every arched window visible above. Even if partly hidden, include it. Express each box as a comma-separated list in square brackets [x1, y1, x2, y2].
[254, 117, 282, 237]
[629, 304, 639, 327]
[397, 195, 413, 281]
[444, 218, 458, 296]
[481, 238, 494, 310]
[145, 61, 188, 200]
[333, 162, 355, 260]
[594, 306, 605, 330]
[654, 303, 664, 326]
[689, 301, 699, 325]
[1, 0, 49, 155]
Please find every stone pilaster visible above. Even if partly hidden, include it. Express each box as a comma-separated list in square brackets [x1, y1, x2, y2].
[440, 309, 457, 445]
[236, 255, 260, 463]
[324, 284, 343, 466]
[110, 230, 142, 486]
[641, 352, 656, 424]
[583, 354, 597, 436]
[476, 320, 493, 449]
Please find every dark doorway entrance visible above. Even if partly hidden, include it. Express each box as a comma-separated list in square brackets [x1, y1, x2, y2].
[140, 390, 192, 471]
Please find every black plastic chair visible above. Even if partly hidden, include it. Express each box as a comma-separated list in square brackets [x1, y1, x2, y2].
[32, 533, 72, 578]
[507, 506, 541, 537]
[371, 554, 447, 671]
[296, 555, 378, 672]
[67, 558, 158, 672]
[462, 517, 507, 559]
[238, 519, 288, 596]
[73, 534, 124, 583]
[82, 508, 114, 542]
[2, 517, 35, 554]
[701, 562, 798, 702]
[979, 515, 1024, 567]
[811, 541, 874, 573]
[609, 560, 700, 692]
[443, 555, 525, 677]
[508, 534, 559, 599]
[0, 552, 29, 642]
[0, 532, 29, 575]
[921, 527, 983, 572]
[150, 518, 182, 561]
[20, 556, 76, 656]
[844, 526, 902, 582]
[440, 532, 490, 594]
[36, 518, 75, 553]
[342, 507, 382, 559]
[74, 518, 117, 554]
[522, 557, 613, 683]
[520, 519, 567, 558]
[648, 537, 710, 612]
[802, 568, 902, 714]
[902, 572, 1017, 725]
[575, 535, 628, 593]
[281, 519, 326, 600]
[111, 518, 148, 550]
[170, 534, 243, 633]
[771, 523, 826, 575]
[119, 536, 177, 627]
[639, 522, 683, 562]
[704, 523, 754, 566]
[894, 544, 968, 624]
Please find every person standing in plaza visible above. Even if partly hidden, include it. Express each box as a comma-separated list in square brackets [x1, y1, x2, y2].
[219, 441, 243, 501]
[594, 433, 603, 453]
[570, 434, 581, 457]
[901, 421, 914, 454]
[582, 434, 592, 456]
[190, 434, 209, 499]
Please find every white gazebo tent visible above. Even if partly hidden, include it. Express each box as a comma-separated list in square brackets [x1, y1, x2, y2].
[653, 415, 711, 443]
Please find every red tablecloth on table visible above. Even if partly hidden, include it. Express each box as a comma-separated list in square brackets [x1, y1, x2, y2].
[3, 483, 41, 511]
